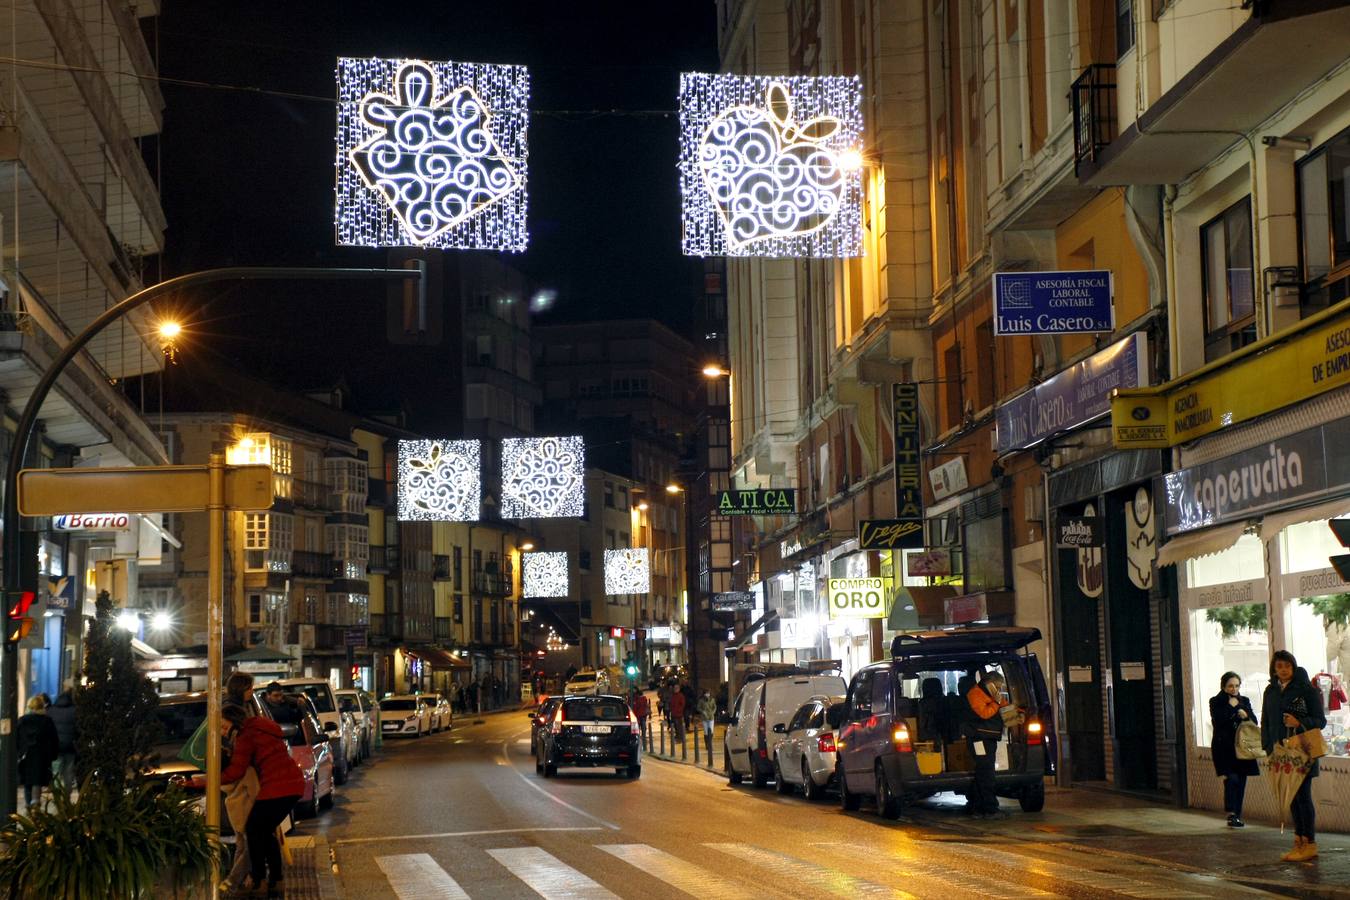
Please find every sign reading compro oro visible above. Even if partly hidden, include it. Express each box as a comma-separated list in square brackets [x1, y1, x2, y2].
[827, 577, 888, 619]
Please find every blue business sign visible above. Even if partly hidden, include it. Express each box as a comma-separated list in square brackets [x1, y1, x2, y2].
[995, 332, 1147, 453]
[993, 270, 1114, 335]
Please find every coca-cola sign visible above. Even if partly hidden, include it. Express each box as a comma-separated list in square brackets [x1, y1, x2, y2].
[1057, 515, 1102, 549]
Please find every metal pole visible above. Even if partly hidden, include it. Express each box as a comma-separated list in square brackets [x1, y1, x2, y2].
[206, 453, 225, 900]
[0, 266, 421, 819]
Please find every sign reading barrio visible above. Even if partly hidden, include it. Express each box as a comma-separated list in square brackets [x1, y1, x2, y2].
[715, 488, 796, 515]
[827, 577, 888, 619]
[52, 513, 132, 532]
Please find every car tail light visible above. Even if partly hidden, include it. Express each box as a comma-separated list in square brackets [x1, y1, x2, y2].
[817, 733, 836, 753]
[551, 706, 564, 735]
[892, 724, 913, 753]
[628, 710, 640, 736]
[1026, 719, 1044, 745]
[757, 704, 766, 747]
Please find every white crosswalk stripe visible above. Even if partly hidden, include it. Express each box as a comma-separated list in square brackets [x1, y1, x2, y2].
[487, 846, 621, 899]
[374, 853, 470, 900]
[934, 841, 1211, 898]
[703, 842, 910, 898]
[598, 843, 756, 899]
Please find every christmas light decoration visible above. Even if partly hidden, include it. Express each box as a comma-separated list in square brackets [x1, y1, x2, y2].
[604, 548, 650, 595]
[679, 72, 863, 258]
[522, 552, 569, 598]
[500, 436, 585, 519]
[397, 439, 481, 521]
[336, 57, 529, 251]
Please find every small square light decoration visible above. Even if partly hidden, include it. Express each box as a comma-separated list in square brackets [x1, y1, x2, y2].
[679, 72, 863, 258]
[336, 57, 529, 251]
[522, 552, 569, 599]
[397, 439, 481, 521]
[501, 436, 585, 519]
[604, 548, 650, 595]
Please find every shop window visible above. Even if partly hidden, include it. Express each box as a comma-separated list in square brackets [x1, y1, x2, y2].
[1190, 602, 1270, 748]
[1280, 519, 1350, 758]
[1186, 533, 1264, 588]
[964, 512, 1006, 592]
[1200, 197, 1256, 362]
[1297, 126, 1350, 316]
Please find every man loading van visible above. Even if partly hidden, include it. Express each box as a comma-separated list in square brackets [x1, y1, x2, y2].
[964, 672, 1023, 818]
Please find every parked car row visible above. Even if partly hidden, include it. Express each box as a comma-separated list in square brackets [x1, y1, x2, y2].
[379, 693, 454, 738]
[724, 627, 1056, 820]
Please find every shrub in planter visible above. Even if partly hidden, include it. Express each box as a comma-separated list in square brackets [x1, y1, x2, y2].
[0, 780, 217, 898]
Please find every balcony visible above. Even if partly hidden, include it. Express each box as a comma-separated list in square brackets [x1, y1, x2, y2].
[1071, 65, 1116, 178]
[1076, 3, 1350, 186]
[472, 571, 512, 596]
[367, 546, 390, 574]
[367, 479, 390, 508]
[370, 613, 401, 643]
[294, 478, 329, 510]
[433, 554, 452, 581]
[435, 616, 453, 641]
[292, 550, 335, 580]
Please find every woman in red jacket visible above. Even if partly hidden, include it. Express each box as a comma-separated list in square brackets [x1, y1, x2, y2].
[221, 704, 304, 897]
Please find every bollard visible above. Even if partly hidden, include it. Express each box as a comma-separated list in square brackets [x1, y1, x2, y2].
[705, 727, 713, 764]
[659, 720, 666, 756]
[693, 724, 700, 764]
[680, 724, 688, 761]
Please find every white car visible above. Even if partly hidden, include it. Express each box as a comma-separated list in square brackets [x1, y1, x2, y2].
[428, 696, 454, 733]
[724, 672, 846, 788]
[380, 694, 433, 738]
[277, 677, 358, 784]
[772, 696, 846, 801]
[336, 689, 377, 758]
[564, 670, 607, 696]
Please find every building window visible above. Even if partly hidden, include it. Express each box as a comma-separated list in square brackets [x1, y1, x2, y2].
[1201, 197, 1256, 362]
[617, 486, 628, 511]
[1297, 127, 1350, 315]
[604, 482, 615, 508]
[453, 546, 463, 590]
[1116, 0, 1135, 57]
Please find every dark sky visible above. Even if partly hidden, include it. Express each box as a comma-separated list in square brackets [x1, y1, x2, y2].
[153, 2, 716, 393]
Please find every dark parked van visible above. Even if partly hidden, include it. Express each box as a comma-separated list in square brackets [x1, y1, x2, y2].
[835, 626, 1055, 818]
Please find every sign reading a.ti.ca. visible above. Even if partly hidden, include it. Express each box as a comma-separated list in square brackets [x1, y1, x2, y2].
[715, 488, 796, 516]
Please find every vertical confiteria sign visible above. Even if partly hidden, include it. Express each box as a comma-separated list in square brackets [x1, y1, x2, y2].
[891, 383, 925, 549]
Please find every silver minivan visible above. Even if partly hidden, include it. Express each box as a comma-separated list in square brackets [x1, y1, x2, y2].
[724, 671, 846, 788]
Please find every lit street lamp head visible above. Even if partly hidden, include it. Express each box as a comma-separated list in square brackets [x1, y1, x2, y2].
[701, 364, 726, 378]
[157, 320, 182, 340]
[665, 484, 682, 494]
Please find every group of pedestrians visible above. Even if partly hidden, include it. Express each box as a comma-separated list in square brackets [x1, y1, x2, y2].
[630, 681, 718, 758]
[1209, 649, 1327, 862]
[447, 674, 504, 714]
[15, 686, 77, 809]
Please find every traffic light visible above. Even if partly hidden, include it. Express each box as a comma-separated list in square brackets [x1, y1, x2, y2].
[6, 591, 36, 643]
[1330, 520, 1350, 582]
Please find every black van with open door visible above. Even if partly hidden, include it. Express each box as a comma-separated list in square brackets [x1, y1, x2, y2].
[835, 626, 1056, 819]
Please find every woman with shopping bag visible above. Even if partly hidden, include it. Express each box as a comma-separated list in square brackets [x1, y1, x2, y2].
[1261, 650, 1327, 862]
[221, 701, 305, 897]
[1209, 672, 1259, 828]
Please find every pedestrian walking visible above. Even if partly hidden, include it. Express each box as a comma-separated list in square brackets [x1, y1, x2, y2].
[448, 680, 461, 714]
[658, 682, 672, 722]
[632, 691, 651, 750]
[220, 704, 261, 895]
[697, 689, 716, 759]
[47, 687, 77, 794]
[963, 671, 1021, 818]
[1261, 650, 1327, 862]
[16, 695, 59, 810]
[1209, 671, 1258, 828]
[221, 703, 305, 897]
[669, 687, 687, 742]
[681, 682, 696, 733]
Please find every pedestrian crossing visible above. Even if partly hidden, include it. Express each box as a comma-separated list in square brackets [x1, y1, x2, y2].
[364, 838, 1258, 899]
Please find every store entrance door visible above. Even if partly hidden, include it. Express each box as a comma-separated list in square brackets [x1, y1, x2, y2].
[1057, 529, 1105, 782]
[1104, 488, 1158, 791]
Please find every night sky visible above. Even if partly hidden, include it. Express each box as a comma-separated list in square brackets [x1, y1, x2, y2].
[153, 2, 717, 396]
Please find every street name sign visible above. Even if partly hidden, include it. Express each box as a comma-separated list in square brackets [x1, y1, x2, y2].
[17, 465, 274, 516]
[712, 591, 756, 612]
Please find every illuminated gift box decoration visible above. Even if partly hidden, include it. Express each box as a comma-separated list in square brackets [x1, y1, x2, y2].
[522, 552, 569, 598]
[336, 57, 529, 251]
[500, 436, 585, 519]
[679, 72, 863, 258]
[396, 439, 481, 521]
[604, 548, 650, 595]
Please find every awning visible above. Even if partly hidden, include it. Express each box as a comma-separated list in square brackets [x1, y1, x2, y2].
[1258, 497, 1350, 544]
[1156, 521, 1248, 567]
[404, 647, 470, 670]
[731, 609, 779, 650]
[225, 646, 293, 663]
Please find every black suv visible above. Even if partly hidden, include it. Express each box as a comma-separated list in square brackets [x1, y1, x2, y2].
[537, 695, 641, 778]
[835, 626, 1056, 818]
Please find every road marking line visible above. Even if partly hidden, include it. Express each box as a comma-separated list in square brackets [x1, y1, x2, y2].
[516, 738, 532, 744]
[488, 846, 620, 900]
[703, 843, 908, 898]
[810, 842, 1050, 898]
[374, 853, 469, 899]
[598, 843, 756, 899]
[335, 826, 604, 846]
[498, 742, 621, 830]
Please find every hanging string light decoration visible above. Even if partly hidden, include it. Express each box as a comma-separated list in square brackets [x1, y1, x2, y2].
[336, 57, 529, 251]
[604, 548, 650, 595]
[500, 436, 585, 519]
[396, 439, 481, 521]
[679, 72, 864, 258]
[522, 552, 569, 598]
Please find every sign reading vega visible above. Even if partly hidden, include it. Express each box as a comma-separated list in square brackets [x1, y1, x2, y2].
[993, 270, 1113, 335]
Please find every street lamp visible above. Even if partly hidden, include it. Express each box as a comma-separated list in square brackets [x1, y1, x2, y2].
[150, 611, 173, 632]
[520, 541, 535, 552]
[116, 610, 140, 633]
[701, 364, 727, 378]
[157, 320, 182, 340]
[665, 483, 683, 495]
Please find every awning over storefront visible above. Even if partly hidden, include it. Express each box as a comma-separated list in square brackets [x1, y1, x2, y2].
[1156, 521, 1247, 567]
[1257, 497, 1350, 544]
[404, 647, 470, 669]
[731, 609, 779, 650]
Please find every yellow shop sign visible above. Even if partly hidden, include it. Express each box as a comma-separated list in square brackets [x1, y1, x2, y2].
[1111, 301, 1350, 448]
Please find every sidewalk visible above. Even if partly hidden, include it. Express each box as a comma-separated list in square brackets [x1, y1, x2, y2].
[642, 718, 727, 769]
[279, 834, 341, 900]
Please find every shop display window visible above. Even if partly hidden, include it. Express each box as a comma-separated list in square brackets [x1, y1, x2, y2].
[1280, 519, 1350, 758]
[1190, 605, 1270, 747]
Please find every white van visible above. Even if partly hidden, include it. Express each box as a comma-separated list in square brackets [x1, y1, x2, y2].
[724, 672, 846, 788]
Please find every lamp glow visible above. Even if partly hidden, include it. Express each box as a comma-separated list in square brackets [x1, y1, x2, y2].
[665, 484, 682, 494]
[604, 548, 650, 596]
[520, 541, 535, 552]
[336, 57, 529, 251]
[522, 552, 569, 598]
[679, 72, 863, 258]
[838, 148, 864, 171]
[702, 364, 727, 378]
[157, 321, 182, 340]
[116, 611, 140, 632]
[501, 436, 585, 518]
[397, 439, 481, 521]
[150, 611, 173, 632]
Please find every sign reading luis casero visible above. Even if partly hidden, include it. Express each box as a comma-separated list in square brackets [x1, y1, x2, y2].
[715, 488, 796, 516]
[827, 577, 888, 619]
[1111, 303, 1350, 449]
[993, 270, 1113, 336]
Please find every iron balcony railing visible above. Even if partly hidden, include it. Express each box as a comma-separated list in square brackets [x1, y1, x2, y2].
[1071, 64, 1117, 176]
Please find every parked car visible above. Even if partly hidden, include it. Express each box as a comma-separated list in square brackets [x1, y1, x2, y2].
[835, 626, 1054, 819]
[336, 689, 376, 759]
[527, 697, 563, 759]
[276, 677, 357, 784]
[724, 671, 846, 788]
[252, 692, 335, 819]
[148, 692, 214, 818]
[772, 695, 846, 801]
[380, 694, 433, 737]
[537, 694, 641, 778]
[429, 695, 454, 733]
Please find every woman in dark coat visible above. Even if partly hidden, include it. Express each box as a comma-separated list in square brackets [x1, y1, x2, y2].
[1209, 671, 1258, 827]
[15, 695, 59, 808]
[1261, 650, 1327, 862]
